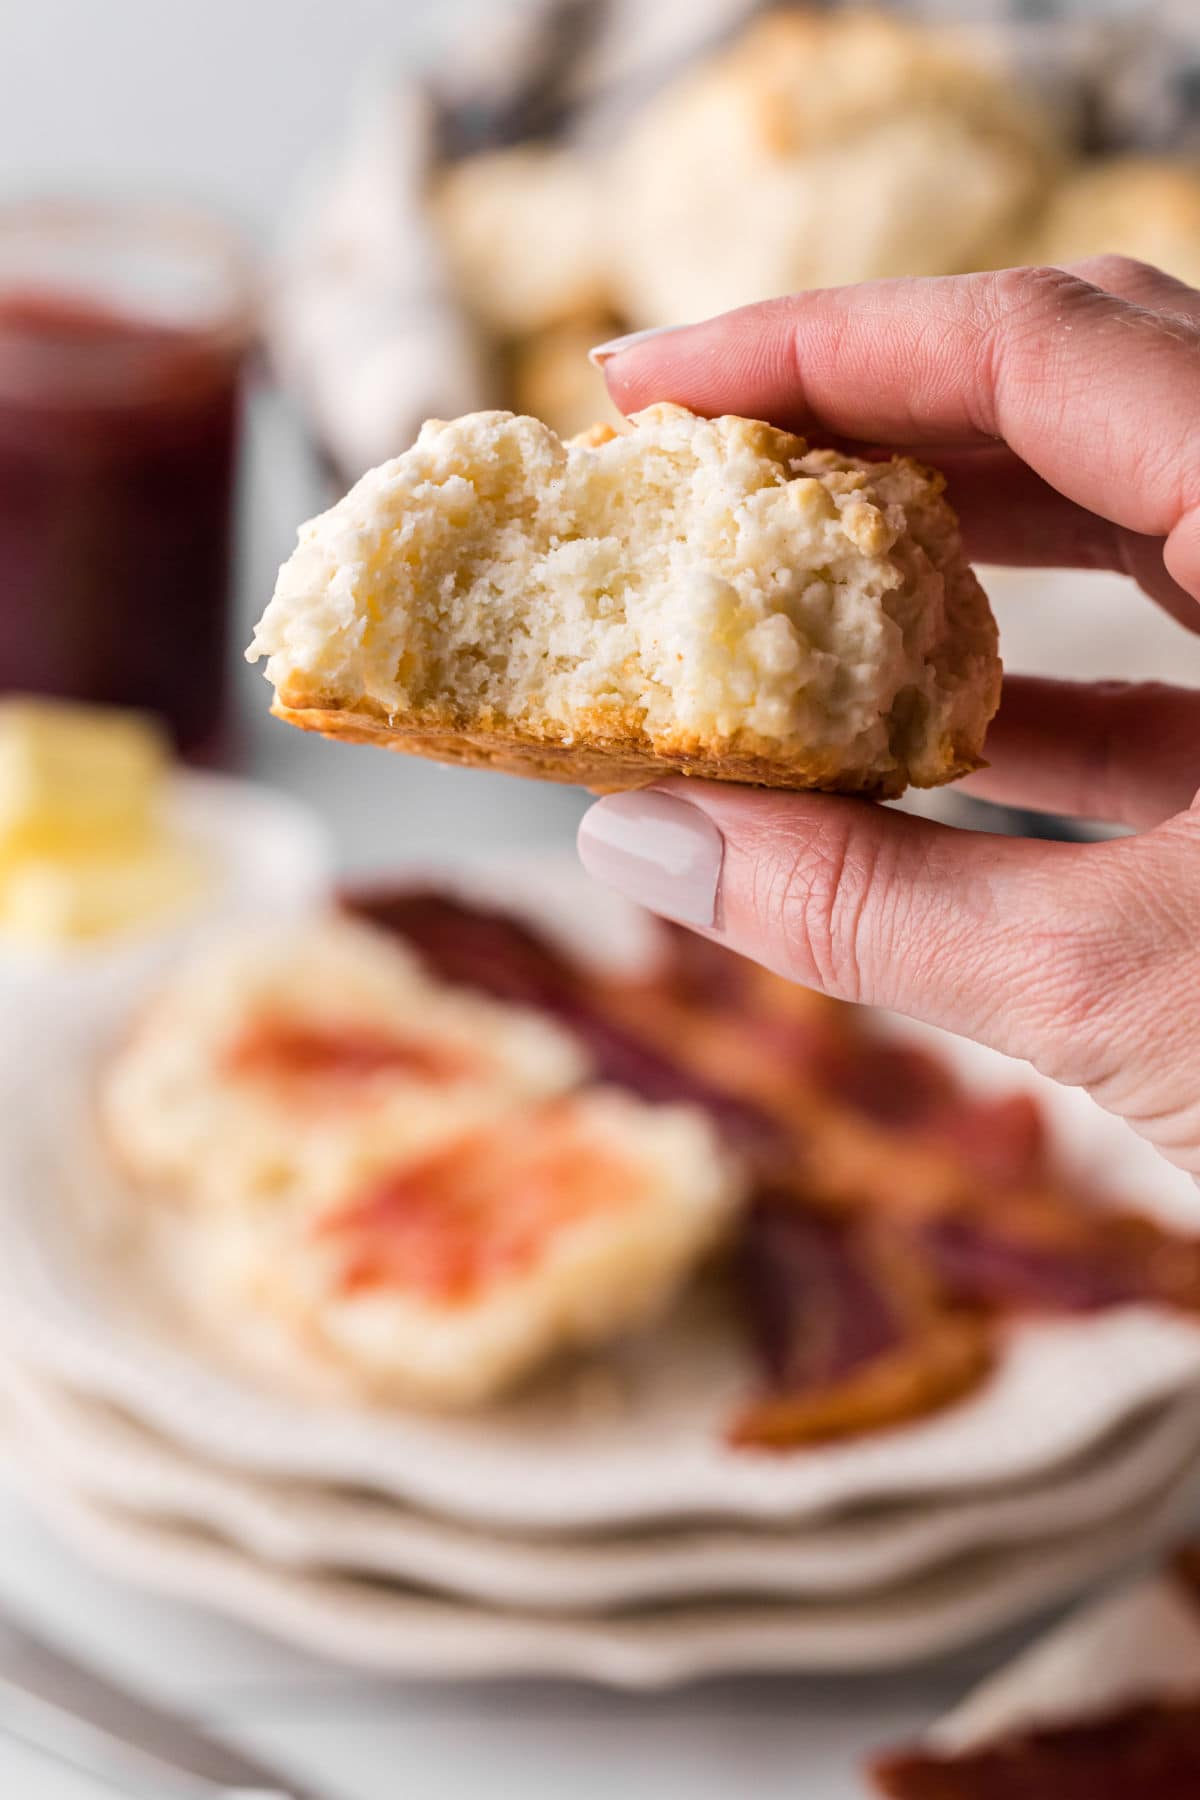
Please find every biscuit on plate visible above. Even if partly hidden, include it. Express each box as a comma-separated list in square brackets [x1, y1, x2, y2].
[248, 404, 999, 798]
[100, 917, 583, 1217]
[172, 1087, 736, 1407]
[99, 915, 738, 1406]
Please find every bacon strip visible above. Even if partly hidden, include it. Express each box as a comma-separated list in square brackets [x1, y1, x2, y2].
[913, 1192, 1200, 1315]
[342, 888, 590, 1012]
[344, 885, 1200, 1449]
[872, 1700, 1200, 1797]
[729, 1197, 991, 1450]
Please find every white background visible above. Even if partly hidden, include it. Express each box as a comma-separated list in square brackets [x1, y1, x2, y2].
[1, 0, 468, 230]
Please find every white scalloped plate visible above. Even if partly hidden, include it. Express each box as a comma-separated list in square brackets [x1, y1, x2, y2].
[2, 1423, 1196, 1688]
[3, 860, 1200, 1531]
[6, 1357, 1200, 1613]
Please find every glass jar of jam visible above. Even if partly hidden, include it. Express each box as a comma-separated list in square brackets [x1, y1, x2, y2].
[0, 200, 254, 758]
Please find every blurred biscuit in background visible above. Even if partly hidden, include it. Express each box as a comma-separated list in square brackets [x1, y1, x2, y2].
[1029, 155, 1200, 289]
[273, 6, 1200, 493]
[433, 143, 612, 336]
[606, 9, 1057, 328]
[99, 913, 738, 1408]
[508, 313, 624, 439]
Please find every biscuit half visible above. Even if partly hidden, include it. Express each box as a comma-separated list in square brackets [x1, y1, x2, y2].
[99, 917, 739, 1407]
[248, 404, 1000, 799]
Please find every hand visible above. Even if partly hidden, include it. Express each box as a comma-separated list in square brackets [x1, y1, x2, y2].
[576, 261, 1200, 1177]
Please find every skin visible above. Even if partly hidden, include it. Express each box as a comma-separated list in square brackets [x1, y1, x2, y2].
[588, 259, 1200, 1178]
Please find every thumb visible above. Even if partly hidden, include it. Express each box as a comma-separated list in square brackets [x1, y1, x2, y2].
[576, 782, 1113, 1076]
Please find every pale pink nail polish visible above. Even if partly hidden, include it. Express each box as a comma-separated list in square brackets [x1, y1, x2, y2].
[587, 325, 685, 368]
[576, 791, 724, 927]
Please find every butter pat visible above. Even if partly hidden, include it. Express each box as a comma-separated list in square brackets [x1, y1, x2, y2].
[0, 839, 208, 945]
[0, 699, 207, 947]
[0, 698, 168, 854]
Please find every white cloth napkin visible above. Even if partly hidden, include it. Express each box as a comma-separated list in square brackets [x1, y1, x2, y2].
[267, 81, 490, 481]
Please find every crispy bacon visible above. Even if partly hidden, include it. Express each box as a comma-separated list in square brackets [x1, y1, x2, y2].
[737, 1197, 905, 1391]
[914, 1189, 1200, 1315]
[731, 1171, 1200, 1449]
[644, 918, 764, 1009]
[342, 885, 1200, 1450]
[812, 1038, 1049, 1200]
[872, 1700, 1200, 1797]
[925, 1093, 1048, 1193]
[817, 1038, 960, 1130]
[652, 920, 850, 1084]
[342, 888, 590, 1011]
[729, 1196, 992, 1450]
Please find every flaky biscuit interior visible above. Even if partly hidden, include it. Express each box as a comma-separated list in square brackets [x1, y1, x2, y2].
[248, 404, 999, 797]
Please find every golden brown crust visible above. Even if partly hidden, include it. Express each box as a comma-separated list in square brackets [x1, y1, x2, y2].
[270, 693, 984, 799]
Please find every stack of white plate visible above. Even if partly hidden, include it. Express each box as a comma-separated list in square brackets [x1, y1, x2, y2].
[2, 856, 1200, 1687]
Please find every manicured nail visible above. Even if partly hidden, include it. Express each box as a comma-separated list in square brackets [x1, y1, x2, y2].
[577, 791, 724, 928]
[587, 325, 684, 368]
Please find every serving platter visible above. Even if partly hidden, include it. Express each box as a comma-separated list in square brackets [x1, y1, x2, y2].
[2, 861, 1199, 1532]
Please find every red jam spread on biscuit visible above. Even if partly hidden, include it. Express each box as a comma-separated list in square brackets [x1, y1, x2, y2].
[319, 1107, 636, 1304]
[224, 1019, 477, 1088]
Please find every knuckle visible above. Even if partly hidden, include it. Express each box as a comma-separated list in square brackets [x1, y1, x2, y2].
[1068, 252, 1164, 293]
[1015, 841, 1189, 1081]
[1004, 927, 1124, 1088]
[968, 266, 1093, 432]
[987, 262, 1087, 321]
[1025, 925, 1112, 1041]
[743, 807, 881, 1006]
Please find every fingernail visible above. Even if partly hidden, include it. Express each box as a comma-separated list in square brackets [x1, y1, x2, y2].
[577, 790, 724, 927]
[587, 324, 684, 368]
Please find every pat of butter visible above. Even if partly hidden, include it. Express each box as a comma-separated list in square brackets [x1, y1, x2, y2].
[0, 699, 209, 946]
[0, 838, 207, 944]
[0, 697, 168, 854]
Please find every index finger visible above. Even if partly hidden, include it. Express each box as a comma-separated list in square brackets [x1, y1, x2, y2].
[597, 266, 1200, 591]
[912, 445, 1200, 632]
